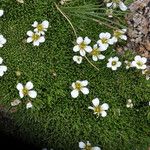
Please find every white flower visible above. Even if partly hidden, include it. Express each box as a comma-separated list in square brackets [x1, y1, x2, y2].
[0, 10, 4, 17]
[26, 101, 33, 109]
[97, 32, 114, 50]
[107, 56, 122, 70]
[79, 141, 101, 150]
[124, 60, 132, 69]
[11, 99, 21, 106]
[73, 55, 83, 64]
[0, 34, 7, 47]
[126, 99, 133, 108]
[32, 20, 49, 35]
[142, 68, 150, 80]
[131, 55, 147, 70]
[111, 29, 127, 44]
[73, 37, 92, 56]
[71, 80, 89, 98]
[106, 0, 127, 11]
[16, 81, 37, 99]
[16, 0, 24, 3]
[0, 57, 7, 77]
[88, 98, 109, 117]
[90, 44, 105, 61]
[27, 31, 45, 46]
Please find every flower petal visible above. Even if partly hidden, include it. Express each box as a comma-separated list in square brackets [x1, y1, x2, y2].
[16, 83, 23, 91]
[28, 90, 37, 98]
[42, 20, 49, 28]
[88, 106, 94, 110]
[81, 87, 89, 95]
[92, 56, 98, 61]
[39, 36, 45, 43]
[120, 35, 127, 40]
[0, 10, 4, 17]
[32, 21, 38, 27]
[106, 2, 113, 7]
[77, 37, 83, 44]
[27, 31, 33, 36]
[92, 147, 101, 150]
[0, 57, 3, 64]
[98, 55, 105, 60]
[19, 91, 24, 98]
[119, 2, 127, 11]
[27, 37, 33, 43]
[25, 81, 33, 90]
[79, 142, 86, 148]
[26, 102, 33, 109]
[71, 89, 79, 98]
[81, 80, 88, 86]
[73, 45, 80, 52]
[92, 98, 100, 107]
[80, 49, 86, 56]
[101, 103, 109, 110]
[85, 46, 92, 53]
[84, 37, 91, 44]
[101, 111, 107, 117]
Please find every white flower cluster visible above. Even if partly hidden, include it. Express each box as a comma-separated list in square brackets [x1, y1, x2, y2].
[0, 10, 7, 77]
[0, 57, 7, 77]
[105, 0, 127, 11]
[11, 81, 37, 109]
[124, 55, 148, 80]
[79, 141, 101, 150]
[27, 20, 49, 46]
[73, 29, 127, 71]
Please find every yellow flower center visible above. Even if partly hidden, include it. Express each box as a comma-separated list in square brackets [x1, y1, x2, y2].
[94, 106, 102, 113]
[32, 34, 40, 41]
[84, 144, 92, 150]
[112, 61, 117, 66]
[75, 82, 82, 90]
[137, 61, 143, 66]
[91, 48, 100, 56]
[80, 42, 86, 49]
[37, 24, 44, 31]
[101, 38, 108, 44]
[114, 30, 122, 38]
[22, 88, 28, 95]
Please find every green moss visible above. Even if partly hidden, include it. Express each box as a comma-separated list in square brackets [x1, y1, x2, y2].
[0, 0, 150, 150]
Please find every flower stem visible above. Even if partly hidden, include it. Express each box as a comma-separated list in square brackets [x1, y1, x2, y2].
[84, 56, 99, 71]
[54, 2, 77, 38]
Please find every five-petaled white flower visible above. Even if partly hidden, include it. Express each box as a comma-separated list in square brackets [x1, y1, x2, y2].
[111, 29, 127, 43]
[107, 56, 122, 70]
[27, 31, 45, 46]
[32, 20, 49, 35]
[0, 57, 7, 77]
[0, 10, 4, 17]
[90, 44, 105, 61]
[26, 101, 33, 109]
[97, 32, 114, 50]
[71, 80, 89, 98]
[16, 81, 37, 98]
[88, 98, 109, 117]
[73, 37, 92, 56]
[142, 68, 150, 80]
[73, 55, 83, 64]
[79, 141, 101, 150]
[106, 0, 127, 11]
[0, 34, 7, 48]
[124, 60, 132, 69]
[131, 55, 147, 70]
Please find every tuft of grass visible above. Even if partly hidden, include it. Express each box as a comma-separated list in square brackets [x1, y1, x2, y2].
[0, 0, 150, 150]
